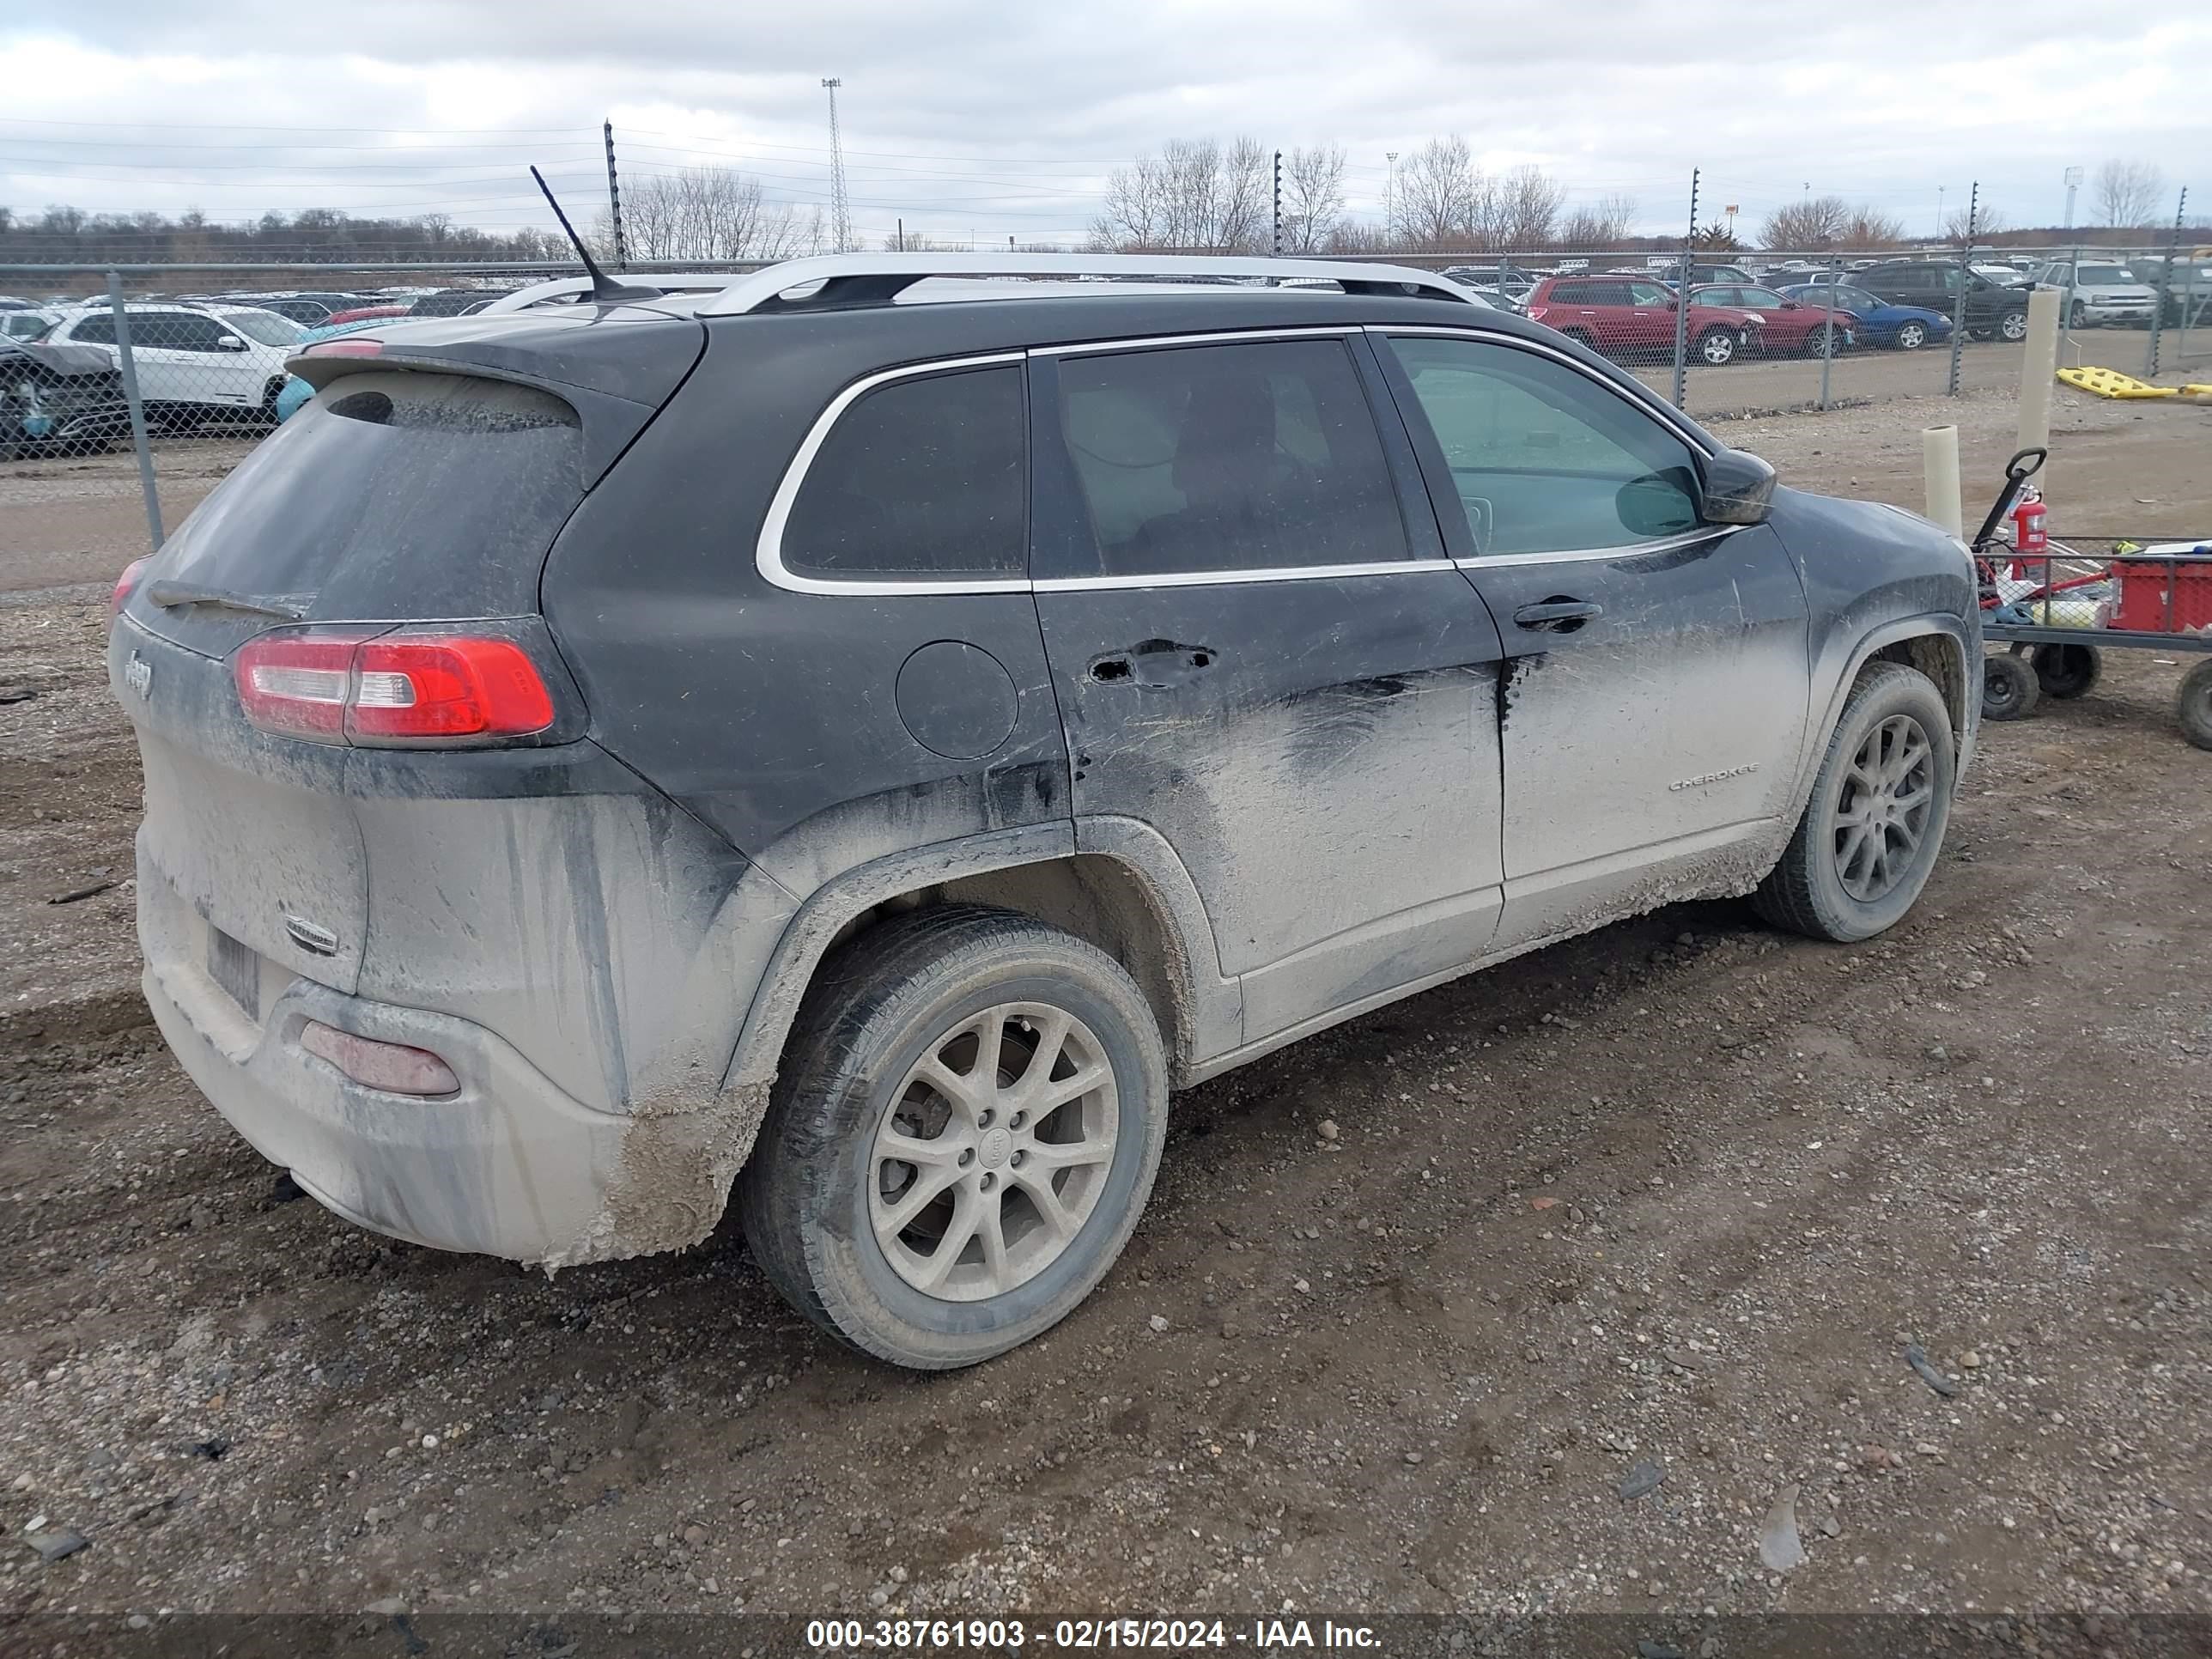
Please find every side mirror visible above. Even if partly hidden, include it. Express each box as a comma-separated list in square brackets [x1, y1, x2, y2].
[1780, 299, 1801, 310]
[215, 335, 247, 351]
[1699, 447, 1777, 526]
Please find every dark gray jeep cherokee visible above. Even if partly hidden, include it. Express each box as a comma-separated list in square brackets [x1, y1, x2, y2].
[109, 253, 1978, 1368]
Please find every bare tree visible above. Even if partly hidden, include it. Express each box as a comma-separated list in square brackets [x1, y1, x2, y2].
[1393, 135, 1479, 249]
[1759, 195, 1851, 249]
[1497, 165, 1565, 249]
[1091, 137, 1272, 252]
[1279, 144, 1346, 252]
[1943, 204, 2008, 240]
[594, 166, 810, 263]
[2093, 160, 2165, 229]
[1841, 206, 1904, 248]
[1559, 192, 1638, 251]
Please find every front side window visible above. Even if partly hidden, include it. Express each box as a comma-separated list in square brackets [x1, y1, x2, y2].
[781, 364, 1025, 582]
[1387, 335, 1704, 557]
[1049, 337, 1408, 579]
[65, 313, 117, 345]
[136, 313, 229, 351]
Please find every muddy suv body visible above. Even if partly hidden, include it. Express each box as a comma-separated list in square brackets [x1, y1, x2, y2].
[111, 253, 1979, 1367]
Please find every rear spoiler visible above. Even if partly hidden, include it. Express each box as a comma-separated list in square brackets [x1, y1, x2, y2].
[288, 311, 706, 486]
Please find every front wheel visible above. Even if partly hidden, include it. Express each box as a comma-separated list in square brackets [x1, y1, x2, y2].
[1696, 326, 1739, 366]
[2179, 659, 2212, 751]
[738, 906, 1168, 1370]
[2000, 310, 2029, 342]
[2068, 301, 2088, 330]
[1753, 663, 1956, 942]
[1893, 321, 1927, 350]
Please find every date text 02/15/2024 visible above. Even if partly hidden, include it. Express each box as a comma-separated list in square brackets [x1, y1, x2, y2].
[804, 1619, 1382, 1650]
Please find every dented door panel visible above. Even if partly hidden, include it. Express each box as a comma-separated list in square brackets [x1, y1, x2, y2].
[1468, 524, 1812, 946]
[1036, 577, 1506, 1045]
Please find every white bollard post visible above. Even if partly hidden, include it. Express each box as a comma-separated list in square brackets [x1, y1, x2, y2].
[2017, 285, 2062, 489]
[1923, 424, 1963, 538]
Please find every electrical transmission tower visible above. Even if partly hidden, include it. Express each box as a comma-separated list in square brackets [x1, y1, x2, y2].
[821, 77, 852, 253]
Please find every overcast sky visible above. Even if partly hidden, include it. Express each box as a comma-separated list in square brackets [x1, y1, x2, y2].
[2, 3, 2204, 247]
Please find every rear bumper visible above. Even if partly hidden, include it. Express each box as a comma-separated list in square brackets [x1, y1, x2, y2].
[140, 842, 714, 1266]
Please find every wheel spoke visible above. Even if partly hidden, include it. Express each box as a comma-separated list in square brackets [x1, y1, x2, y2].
[875, 1164, 964, 1240]
[1033, 1060, 1110, 1114]
[878, 1127, 963, 1168]
[1835, 823, 1871, 882]
[1024, 1136, 1113, 1171]
[913, 1184, 983, 1292]
[916, 1056, 983, 1115]
[1012, 1169, 1079, 1240]
[969, 1011, 1006, 1099]
[975, 1196, 1012, 1292]
[1018, 1007, 1074, 1095]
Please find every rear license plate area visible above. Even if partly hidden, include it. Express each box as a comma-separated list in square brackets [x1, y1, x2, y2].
[208, 926, 259, 1021]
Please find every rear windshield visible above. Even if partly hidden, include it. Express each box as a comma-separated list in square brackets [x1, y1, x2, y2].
[137, 370, 581, 655]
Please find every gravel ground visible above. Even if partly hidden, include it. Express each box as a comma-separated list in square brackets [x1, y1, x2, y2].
[0, 376, 2207, 1638]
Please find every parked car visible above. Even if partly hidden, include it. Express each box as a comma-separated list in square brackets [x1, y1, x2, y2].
[1687, 283, 1857, 355]
[1777, 283, 1953, 350]
[3, 307, 58, 342]
[324, 303, 415, 327]
[1442, 265, 1537, 305]
[1, 334, 130, 457]
[108, 252, 1978, 1368]
[400, 288, 513, 318]
[1524, 274, 1764, 363]
[2128, 256, 2212, 326]
[1851, 262, 2030, 342]
[2031, 260, 2159, 328]
[44, 303, 303, 425]
[270, 317, 401, 422]
[252, 298, 337, 327]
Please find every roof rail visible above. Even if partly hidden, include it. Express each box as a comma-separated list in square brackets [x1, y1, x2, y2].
[479, 273, 744, 313]
[691, 252, 1474, 315]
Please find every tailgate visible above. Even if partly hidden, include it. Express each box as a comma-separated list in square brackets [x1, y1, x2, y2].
[117, 617, 370, 996]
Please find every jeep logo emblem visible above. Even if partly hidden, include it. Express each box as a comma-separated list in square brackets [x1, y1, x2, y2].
[125, 652, 153, 701]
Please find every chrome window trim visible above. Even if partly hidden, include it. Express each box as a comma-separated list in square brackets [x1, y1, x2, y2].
[1035, 559, 1457, 594]
[760, 329, 1430, 597]
[1035, 325, 1358, 356]
[755, 352, 1031, 598]
[1463, 525, 1747, 570]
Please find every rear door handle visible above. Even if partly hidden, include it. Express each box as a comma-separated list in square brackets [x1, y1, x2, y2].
[1512, 599, 1603, 632]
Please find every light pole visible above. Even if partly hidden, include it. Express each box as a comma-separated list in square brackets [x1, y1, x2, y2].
[1936, 184, 1946, 239]
[1386, 150, 1398, 242]
[2063, 165, 2083, 230]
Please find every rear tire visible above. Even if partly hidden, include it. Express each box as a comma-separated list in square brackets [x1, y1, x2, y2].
[2179, 659, 2212, 751]
[2033, 642, 2100, 700]
[738, 906, 1168, 1370]
[1999, 310, 2029, 342]
[1753, 663, 1955, 943]
[1981, 653, 2039, 721]
[1696, 326, 1738, 366]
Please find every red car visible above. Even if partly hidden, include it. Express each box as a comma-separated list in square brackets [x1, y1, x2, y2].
[322, 303, 413, 327]
[1524, 275, 1762, 365]
[1689, 283, 1858, 356]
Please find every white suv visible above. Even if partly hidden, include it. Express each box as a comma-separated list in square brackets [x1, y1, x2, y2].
[2034, 260, 2159, 328]
[45, 304, 303, 423]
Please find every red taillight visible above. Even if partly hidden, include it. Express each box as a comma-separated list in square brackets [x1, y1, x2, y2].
[234, 630, 556, 746]
[110, 556, 149, 624]
[303, 338, 383, 359]
[301, 1019, 459, 1097]
[1526, 305, 1549, 320]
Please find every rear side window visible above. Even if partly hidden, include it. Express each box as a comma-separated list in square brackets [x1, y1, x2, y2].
[1048, 337, 1407, 579]
[66, 313, 116, 345]
[142, 371, 582, 655]
[781, 364, 1025, 582]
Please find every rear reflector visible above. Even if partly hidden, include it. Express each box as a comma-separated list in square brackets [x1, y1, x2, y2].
[234, 630, 556, 745]
[110, 556, 148, 624]
[301, 1019, 459, 1097]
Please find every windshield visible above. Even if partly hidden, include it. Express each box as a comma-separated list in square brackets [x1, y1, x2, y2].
[2077, 266, 2135, 284]
[220, 310, 306, 347]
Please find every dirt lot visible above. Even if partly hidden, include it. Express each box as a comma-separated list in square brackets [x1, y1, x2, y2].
[2, 377, 2208, 1637]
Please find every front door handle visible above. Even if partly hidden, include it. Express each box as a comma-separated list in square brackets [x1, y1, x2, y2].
[1512, 599, 1603, 632]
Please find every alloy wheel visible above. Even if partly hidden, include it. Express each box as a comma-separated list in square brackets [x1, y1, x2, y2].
[1828, 714, 1936, 902]
[869, 1002, 1119, 1302]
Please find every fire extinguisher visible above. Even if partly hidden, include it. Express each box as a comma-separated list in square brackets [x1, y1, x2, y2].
[2011, 486, 2048, 557]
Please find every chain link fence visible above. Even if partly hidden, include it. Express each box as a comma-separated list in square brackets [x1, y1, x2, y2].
[3, 235, 2203, 550]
